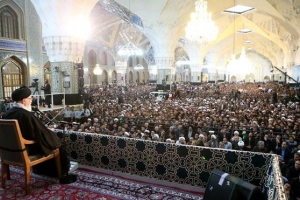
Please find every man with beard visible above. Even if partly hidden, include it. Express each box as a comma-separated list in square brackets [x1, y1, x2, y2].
[1, 86, 76, 184]
[286, 160, 300, 182]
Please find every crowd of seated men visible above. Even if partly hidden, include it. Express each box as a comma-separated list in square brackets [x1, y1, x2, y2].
[54, 82, 299, 145]
[51, 81, 300, 199]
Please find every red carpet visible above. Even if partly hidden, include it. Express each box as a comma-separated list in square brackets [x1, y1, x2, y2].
[0, 166, 203, 199]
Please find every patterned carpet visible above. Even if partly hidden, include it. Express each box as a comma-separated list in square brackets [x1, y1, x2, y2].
[0, 167, 203, 199]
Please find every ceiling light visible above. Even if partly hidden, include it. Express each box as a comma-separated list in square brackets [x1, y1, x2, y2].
[238, 28, 252, 33]
[93, 64, 102, 75]
[244, 40, 252, 44]
[185, 0, 218, 43]
[224, 5, 255, 14]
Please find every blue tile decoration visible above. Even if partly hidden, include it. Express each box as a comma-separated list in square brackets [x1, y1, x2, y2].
[0, 40, 26, 51]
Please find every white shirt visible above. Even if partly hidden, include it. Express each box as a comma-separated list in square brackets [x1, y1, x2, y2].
[75, 110, 83, 119]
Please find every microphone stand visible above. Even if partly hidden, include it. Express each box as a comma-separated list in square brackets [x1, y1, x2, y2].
[55, 121, 80, 141]
[31, 106, 55, 126]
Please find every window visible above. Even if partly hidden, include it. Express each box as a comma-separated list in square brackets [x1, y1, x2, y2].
[0, 6, 19, 39]
[1, 60, 23, 98]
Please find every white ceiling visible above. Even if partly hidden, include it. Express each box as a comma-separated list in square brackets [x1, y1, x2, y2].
[88, 0, 300, 68]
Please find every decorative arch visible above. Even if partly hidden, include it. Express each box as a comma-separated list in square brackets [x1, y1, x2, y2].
[129, 71, 133, 83]
[136, 71, 140, 83]
[112, 70, 117, 83]
[88, 50, 97, 66]
[247, 73, 255, 82]
[128, 56, 133, 67]
[0, 0, 24, 39]
[264, 76, 270, 82]
[102, 70, 108, 84]
[43, 61, 51, 84]
[100, 51, 107, 65]
[142, 71, 145, 83]
[230, 76, 237, 83]
[88, 49, 97, 84]
[1, 56, 25, 98]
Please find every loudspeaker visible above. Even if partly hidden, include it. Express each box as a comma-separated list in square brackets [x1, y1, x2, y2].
[203, 169, 265, 200]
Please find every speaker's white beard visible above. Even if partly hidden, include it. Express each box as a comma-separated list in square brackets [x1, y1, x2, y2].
[25, 104, 32, 112]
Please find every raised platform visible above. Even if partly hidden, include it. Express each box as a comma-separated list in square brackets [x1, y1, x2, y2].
[38, 105, 65, 112]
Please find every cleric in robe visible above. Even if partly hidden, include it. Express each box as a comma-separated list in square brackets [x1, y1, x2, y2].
[1, 86, 76, 183]
[1, 86, 61, 156]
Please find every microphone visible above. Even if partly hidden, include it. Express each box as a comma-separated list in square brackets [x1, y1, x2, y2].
[31, 106, 45, 116]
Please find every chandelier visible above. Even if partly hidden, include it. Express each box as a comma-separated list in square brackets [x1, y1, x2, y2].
[117, 41, 143, 56]
[227, 47, 253, 74]
[93, 64, 102, 75]
[185, 0, 218, 43]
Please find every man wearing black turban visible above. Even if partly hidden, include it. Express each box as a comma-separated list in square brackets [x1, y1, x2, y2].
[1, 86, 76, 184]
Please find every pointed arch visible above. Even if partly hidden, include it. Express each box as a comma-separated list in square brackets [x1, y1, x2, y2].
[129, 71, 133, 83]
[264, 76, 270, 82]
[100, 51, 107, 65]
[1, 56, 26, 98]
[230, 76, 237, 83]
[112, 70, 117, 83]
[88, 49, 97, 66]
[43, 61, 51, 84]
[142, 71, 145, 83]
[136, 71, 140, 83]
[0, 0, 24, 39]
[88, 49, 97, 84]
[102, 70, 108, 84]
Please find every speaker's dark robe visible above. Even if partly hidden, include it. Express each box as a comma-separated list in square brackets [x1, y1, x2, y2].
[2, 107, 70, 176]
[2, 107, 61, 156]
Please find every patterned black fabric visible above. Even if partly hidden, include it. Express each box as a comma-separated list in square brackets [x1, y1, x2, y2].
[56, 130, 283, 200]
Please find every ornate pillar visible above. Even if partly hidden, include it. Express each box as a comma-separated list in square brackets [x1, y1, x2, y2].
[155, 57, 174, 85]
[184, 43, 206, 83]
[148, 65, 157, 82]
[190, 64, 202, 83]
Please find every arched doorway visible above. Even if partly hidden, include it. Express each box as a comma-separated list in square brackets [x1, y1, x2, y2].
[100, 51, 107, 65]
[88, 50, 97, 84]
[136, 71, 140, 83]
[248, 73, 255, 82]
[102, 70, 108, 84]
[44, 61, 51, 84]
[112, 70, 117, 84]
[230, 76, 237, 83]
[264, 76, 270, 82]
[129, 71, 133, 83]
[142, 72, 145, 84]
[1, 57, 25, 98]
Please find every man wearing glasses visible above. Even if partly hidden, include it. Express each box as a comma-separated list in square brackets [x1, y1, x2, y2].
[1, 86, 76, 184]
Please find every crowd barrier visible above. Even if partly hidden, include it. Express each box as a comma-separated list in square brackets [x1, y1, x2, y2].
[56, 130, 287, 200]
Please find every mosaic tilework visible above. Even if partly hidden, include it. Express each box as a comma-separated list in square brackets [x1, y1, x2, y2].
[56, 131, 285, 200]
[50, 62, 78, 94]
